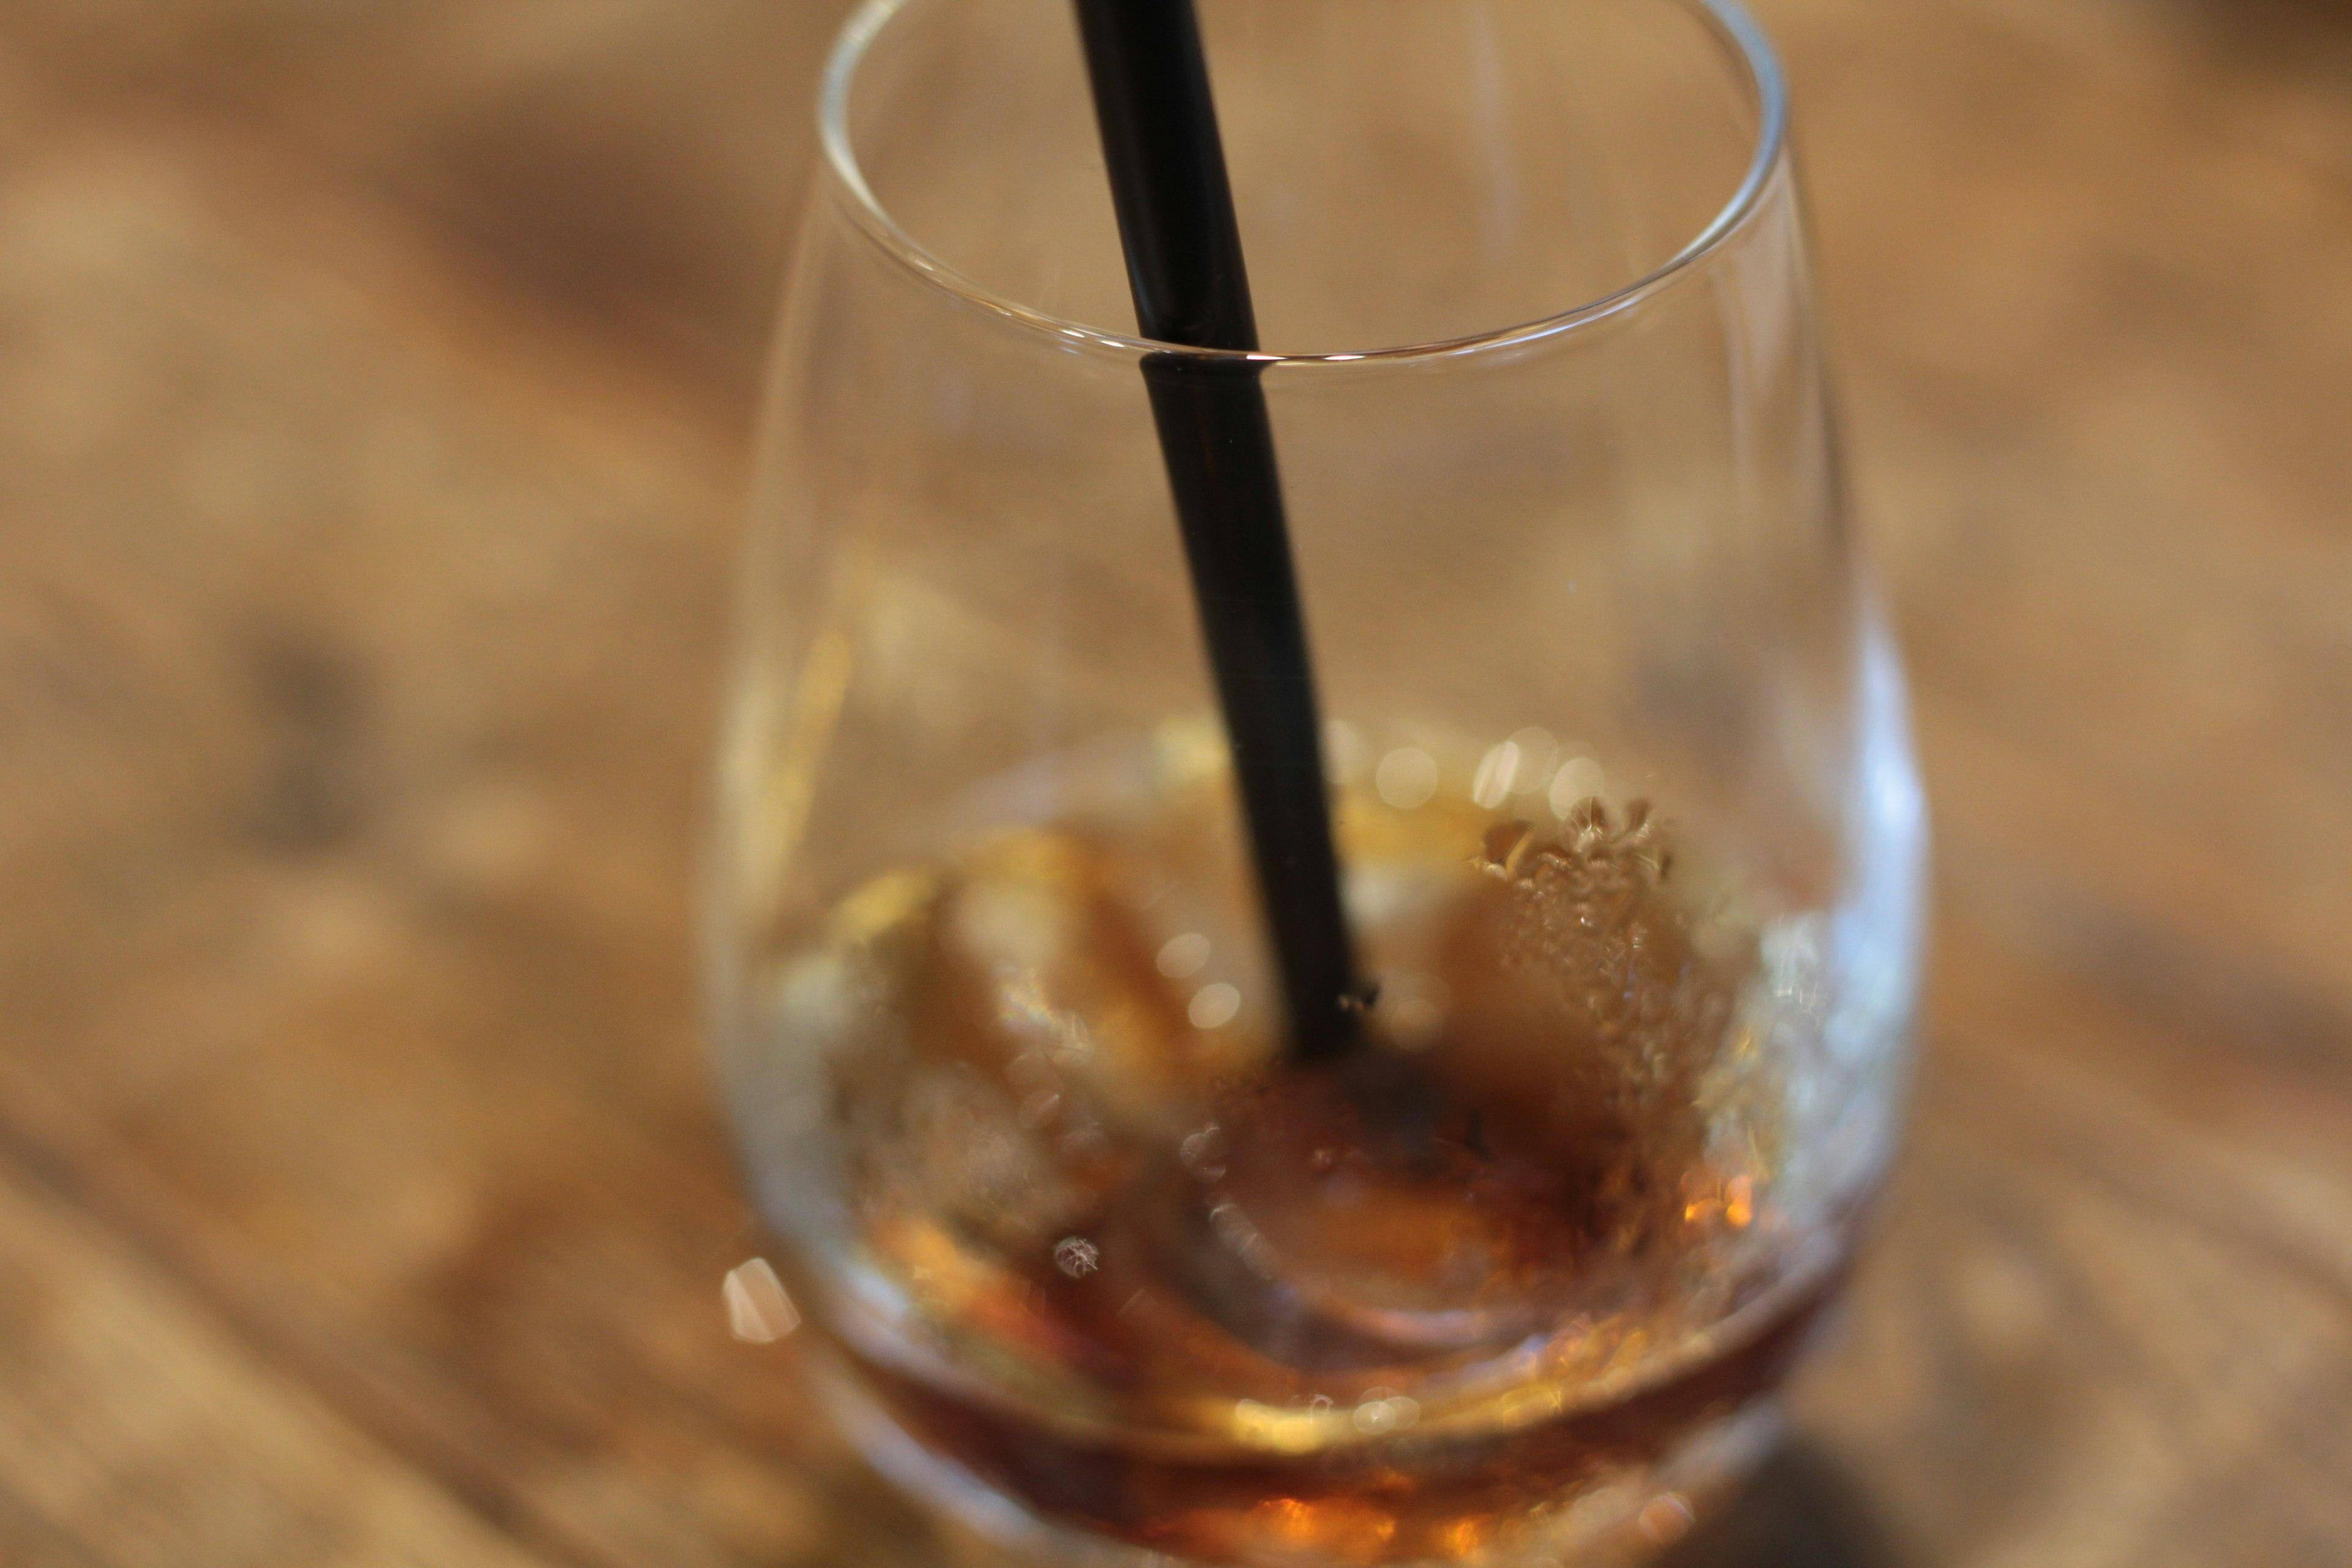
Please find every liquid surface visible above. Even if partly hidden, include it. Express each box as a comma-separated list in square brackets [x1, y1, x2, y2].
[736, 749, 1898, 1564]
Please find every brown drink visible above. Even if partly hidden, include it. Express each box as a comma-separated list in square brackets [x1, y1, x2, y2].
[749, 752, 1879, 1566]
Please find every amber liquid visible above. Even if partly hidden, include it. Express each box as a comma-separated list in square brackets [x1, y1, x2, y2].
[848, 1271, 1834, 1564]
[758, 758, 1864, 1565]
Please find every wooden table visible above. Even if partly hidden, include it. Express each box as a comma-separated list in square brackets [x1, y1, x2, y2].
[1, 1, 2347, 1562]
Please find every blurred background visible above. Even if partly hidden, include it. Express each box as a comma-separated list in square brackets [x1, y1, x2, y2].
[1, 1, 2348, 1564]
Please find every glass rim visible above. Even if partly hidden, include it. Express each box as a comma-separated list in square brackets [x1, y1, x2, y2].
[817, 0, 1792, 365]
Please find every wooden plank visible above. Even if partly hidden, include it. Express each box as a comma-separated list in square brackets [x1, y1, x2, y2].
[0, 1144, 557, 1567]
[0, 96, 898, 1568]
[1790, 944, 2352, 1568]
[1764, 0, 2352, 1012]
[0, 0, 854, 398]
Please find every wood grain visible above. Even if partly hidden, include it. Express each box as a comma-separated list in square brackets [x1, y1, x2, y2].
[0, 1135, 555, 1568]
[0, 0, 2346, 1564]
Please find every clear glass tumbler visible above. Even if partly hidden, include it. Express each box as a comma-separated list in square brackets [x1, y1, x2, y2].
[708, 1, 1926, 1562]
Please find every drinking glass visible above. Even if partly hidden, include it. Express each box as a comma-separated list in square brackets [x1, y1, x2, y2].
[707, 1, 1926, 1562]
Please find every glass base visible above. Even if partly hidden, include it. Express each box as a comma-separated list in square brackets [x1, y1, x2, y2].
[818, 1348, 1788, 1568]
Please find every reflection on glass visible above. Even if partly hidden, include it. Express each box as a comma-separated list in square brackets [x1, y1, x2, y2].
[709, 0, 1926, 1563]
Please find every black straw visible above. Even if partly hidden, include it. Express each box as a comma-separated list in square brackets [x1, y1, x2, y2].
[1072, 0, 1361, 1065]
